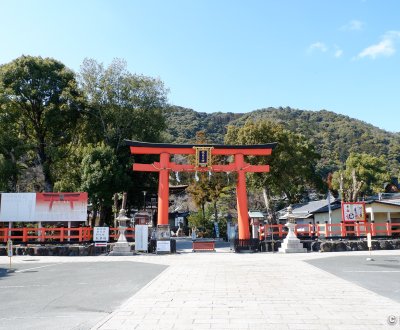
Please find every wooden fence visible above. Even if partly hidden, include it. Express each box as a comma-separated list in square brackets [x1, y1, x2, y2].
[0, 227, 135, 243]
[260, 221, 400, 240]
[1, 221, 399, 244]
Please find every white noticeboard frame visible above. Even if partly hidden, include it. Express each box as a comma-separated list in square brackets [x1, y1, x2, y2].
[156, 240, 171, 253]
[135, 225, 148, 251]
[93, 227, 109, 242]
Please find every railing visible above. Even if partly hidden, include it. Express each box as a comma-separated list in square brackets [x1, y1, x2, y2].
[0, 227, 135, 243]
[259, 221, 400, 240]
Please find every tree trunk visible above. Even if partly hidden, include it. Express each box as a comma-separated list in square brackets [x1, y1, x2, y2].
[262, 187, 271, 212]
[339, 172, 344, 201]
[201, 203, 206, 226]
[351, 169, 363, 202]
[99, 204, 113, 226]
[214, 201, 218, 223]
[113, 193, 119, 227]
[91, 208, 98, 227]
[122, 192, 127, 209]
[37, 141, 53, 192]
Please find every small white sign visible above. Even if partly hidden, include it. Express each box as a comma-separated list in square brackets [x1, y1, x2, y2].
[367, 233, 372, 248]
[156, 240, 170, 252]
[175, 216, 184, 226]
[135, 225, 148, 251]
[93, 227, 109, 242]
[94, 242, 107, 247]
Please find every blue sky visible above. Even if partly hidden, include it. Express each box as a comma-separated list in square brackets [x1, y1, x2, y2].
[1, 0, 399, 132]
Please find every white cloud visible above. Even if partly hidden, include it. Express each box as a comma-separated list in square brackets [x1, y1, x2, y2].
[341, 20, 364, 31]
[357, 31, 400, 59]
[334, 49, 343, 58]
[308, 42, 328, 53]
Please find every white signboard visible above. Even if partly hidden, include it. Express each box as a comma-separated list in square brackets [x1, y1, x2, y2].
[156, 240, 171, 252]
[0, 193, 36, 222]
[93, 227, 109, 242]
[135, 225, 148, 251]
[342, 202, 366, 222]
[0, 193, 88, 222]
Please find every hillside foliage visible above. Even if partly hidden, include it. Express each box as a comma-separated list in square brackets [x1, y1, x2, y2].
[164, 106, 400, 178]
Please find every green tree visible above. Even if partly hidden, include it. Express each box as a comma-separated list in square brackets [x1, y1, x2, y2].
[79, 58, 167, 150]
[77, 58, 168, 223]
[80, 143, 126, 226]
[187, 172, 211, 222]
[225, 120, 324, 209]
[0, 110, 27, 191]
[331, 152, 390, 201]
[0, 55, 83, 191]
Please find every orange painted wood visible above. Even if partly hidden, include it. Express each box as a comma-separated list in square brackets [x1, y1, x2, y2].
[133, 163, 160, 172]
[192, 241, 215, 251]
[158, 153, 170, 225]
[130, 146, 273, 156]
[235, 153, 250, 240]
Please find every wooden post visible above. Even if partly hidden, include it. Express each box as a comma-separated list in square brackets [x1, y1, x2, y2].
[38, 221, 43, 242]
[23, 227, 28, 243]
[371, 220, 376, 237]
[235, 153, 250, 240]
[68, 221, 71, 242]
[355, 221, 360, 237]
[340, 221, 346, 238]
[157, 152, 170, 225]
[386, 220, 392, 237]
[8, 222, 12, 242]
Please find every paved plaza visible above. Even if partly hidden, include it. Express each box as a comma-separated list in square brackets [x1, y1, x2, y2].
[1, 247, 400, 329]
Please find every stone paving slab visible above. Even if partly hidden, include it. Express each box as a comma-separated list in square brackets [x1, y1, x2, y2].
[89, 250, 400, 329]
[2, 250, 400, 329]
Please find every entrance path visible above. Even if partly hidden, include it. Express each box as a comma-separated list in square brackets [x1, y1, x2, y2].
[2, 250, 400, 329]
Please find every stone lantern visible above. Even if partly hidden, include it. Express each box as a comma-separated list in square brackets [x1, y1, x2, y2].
[278, 205, 306, 253]
[109, 208, 133, 256]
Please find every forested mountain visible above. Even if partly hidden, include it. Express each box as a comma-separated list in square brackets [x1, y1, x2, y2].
[162, 106, 243, 144]
[163, 106, 400, 177]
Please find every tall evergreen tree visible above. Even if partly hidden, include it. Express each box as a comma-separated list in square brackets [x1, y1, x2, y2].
[0, 55, 83, 191]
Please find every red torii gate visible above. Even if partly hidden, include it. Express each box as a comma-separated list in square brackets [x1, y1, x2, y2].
[125, 140, 277, 240]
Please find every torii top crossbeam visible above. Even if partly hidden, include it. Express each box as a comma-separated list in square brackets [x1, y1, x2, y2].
[125, 140, 277, 240]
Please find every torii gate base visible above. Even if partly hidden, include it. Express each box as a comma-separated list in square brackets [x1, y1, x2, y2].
[126, 140, 276, 241]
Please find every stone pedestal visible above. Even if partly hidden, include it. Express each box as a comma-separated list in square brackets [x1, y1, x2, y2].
[278, 208, 306, 253]
[109, 209, 133, 256]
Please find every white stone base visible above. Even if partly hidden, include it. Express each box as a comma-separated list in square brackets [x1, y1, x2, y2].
[109, 243, 133, 256]
[279, 237, 307, 253]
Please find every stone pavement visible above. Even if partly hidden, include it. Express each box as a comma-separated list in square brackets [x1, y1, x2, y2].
[92, 249, 400, 330]
[2, 249, 400, 329]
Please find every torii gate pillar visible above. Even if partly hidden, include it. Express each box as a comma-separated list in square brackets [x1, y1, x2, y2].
[235, 153, 250, 239]
[158, 152, 170, 225]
